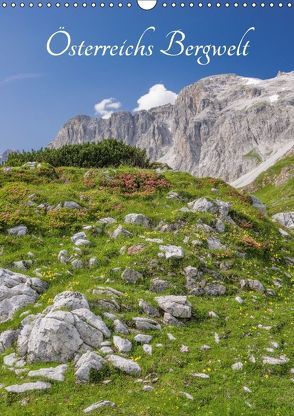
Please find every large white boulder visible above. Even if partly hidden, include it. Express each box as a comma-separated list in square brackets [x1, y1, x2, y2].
[17, 292, 110, 363]
[0, 268, 48, 323]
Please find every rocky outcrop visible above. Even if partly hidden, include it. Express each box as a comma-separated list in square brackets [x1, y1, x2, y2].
[50, 72, 294, 182]
[17, 291, 110, 363]
[0, 269, 48, 323]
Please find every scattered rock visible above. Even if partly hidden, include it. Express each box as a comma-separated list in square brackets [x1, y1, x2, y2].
[71, 259, 83, 269]
[207, 237, 226, 250]
[28, 364, 67, 382]
[134, 334, 153, 344]
[205, 283, 226, 296]
[5, 381, 51, 393]
[75, 352, 105, 382]
[99, 217, 116, 225]
[159, 245, 184, 259]
[121, 268, 143, 284]
[4, 352, 26, 368]
[272, 212, 294, 229]
[83, 401, 116, 414]
[113, 319, 129, 335]
[89, 257, 98, 268]
[150, 278, 170, 293]
[143, 385, 154, 391]
[187, 198, 231, 218]
[250, 196, 266, 214]
[232, 362, 243, 371]
[58, 250, 70, 264]
[132, 317, 161, 331]
[208, 311, 219, 318]
[113, 336, 132, 353]
[163, 312, 183, 326]
[180, 391, 193, 400]
[180, 345, 189, 353]
[63, 201, 82, 210]
[155, 295, 192, 318]
[240, 279, 265, 293]
[107, 355, 141, 376]
[0, 329, 19, 353]
[139, 299, 160, 317]
[192, 373, 210, 379]
[124, 213, 150, 227]
[111, 225, 132, 239]
[142, 344, 152, 355]
[235, 296, 244, 304]
[7, 225, 28, 237]
[262, 355, 289, 365]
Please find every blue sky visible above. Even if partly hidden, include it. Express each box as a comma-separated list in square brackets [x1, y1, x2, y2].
[0, 5, 293, 152]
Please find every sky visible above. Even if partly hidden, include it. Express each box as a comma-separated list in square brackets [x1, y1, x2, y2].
[0, 4, 293, 152]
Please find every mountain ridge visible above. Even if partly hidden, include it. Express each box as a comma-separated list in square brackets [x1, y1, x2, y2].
[50, 71, 294, 182]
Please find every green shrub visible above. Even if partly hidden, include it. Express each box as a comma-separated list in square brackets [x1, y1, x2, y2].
[6, 140, 149, 169]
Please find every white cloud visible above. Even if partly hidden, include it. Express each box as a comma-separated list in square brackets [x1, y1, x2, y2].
[134, 84, 177, 112]
[0, 73, 42, 86]
[94, 98, 122, 119]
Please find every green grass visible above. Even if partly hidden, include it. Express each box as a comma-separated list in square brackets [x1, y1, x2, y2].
[0, 164, 293, 416]
[247, 155, 294, 215]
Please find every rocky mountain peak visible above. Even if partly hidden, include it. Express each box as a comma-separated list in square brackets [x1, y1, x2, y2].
[50, 71, 294, 183]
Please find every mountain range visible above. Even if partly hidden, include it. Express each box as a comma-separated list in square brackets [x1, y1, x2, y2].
[50, 71, 294, 185]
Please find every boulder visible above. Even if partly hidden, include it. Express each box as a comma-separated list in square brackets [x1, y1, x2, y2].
[272, 212, 294, 229]
[0, 268, 48, 323]
[0, 330, 19, 353]
[113, 336, 132, 353]
[63, 201, 82, 210]
[150, 278, 170, 293]
[134, 334, 153, 344]
[75, 351, 105, 382]
[71, 232, 87, 244]
[111, 225, 132, 239]
[132, 317, 161, 331]
[139, 299, 160, 317]
[51, 291, 89, 311]
[205, 284, 226, 296]
[28, 364, 67, 382]
[7, 225, 28, 236]
[113, 319, 129, 335]
[124, 213, 150, 227]
[5, 381, 51, 393]
[17, 292, 110, 363]
[107, 354, 141, 376]
[187, 198, 231, 218]
[159, 245, 184, 259]
[121, 268, 143, 284]
[163, 312, 183, 326]
[240, 279, 265, 293]
[58, 250, 70, 264]
[155, 295, 192, 319]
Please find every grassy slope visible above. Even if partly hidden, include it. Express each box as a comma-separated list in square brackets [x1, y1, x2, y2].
[0, 165, 293, 416]
[248, 155, 294, 215]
